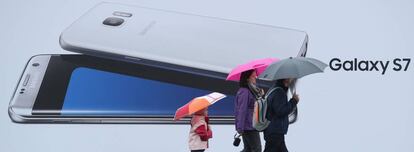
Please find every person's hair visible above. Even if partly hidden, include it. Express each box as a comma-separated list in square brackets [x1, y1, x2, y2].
[239, 70, 254, 88]
[276, 79, 288, 88]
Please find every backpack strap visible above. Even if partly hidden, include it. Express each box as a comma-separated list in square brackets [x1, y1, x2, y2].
[264, 87, 283, 101]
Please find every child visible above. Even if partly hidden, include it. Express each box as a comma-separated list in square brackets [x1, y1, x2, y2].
[188, 108, 212, 152]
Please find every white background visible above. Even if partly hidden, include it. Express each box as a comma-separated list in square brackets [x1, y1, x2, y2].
[1, 0, 413, 151]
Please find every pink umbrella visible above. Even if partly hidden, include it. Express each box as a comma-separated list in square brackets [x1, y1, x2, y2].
[226, 58, 279, 81]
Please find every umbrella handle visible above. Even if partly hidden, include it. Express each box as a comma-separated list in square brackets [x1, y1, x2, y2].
[289, 78, 298, 95]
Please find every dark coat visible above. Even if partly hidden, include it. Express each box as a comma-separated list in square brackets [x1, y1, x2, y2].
[264, 81, 298, 136]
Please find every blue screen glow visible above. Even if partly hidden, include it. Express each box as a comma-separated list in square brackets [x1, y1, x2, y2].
[61, 67, 234, 116]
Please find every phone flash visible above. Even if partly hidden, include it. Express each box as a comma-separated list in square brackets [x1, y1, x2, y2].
[113, 11, 132, 17]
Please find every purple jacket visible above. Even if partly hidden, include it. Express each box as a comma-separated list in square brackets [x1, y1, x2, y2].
[234, 87, 256, 132]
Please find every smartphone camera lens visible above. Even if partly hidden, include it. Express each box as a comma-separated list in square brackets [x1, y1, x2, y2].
[103, 17, 124, 26]
[32, 63, 39, 67]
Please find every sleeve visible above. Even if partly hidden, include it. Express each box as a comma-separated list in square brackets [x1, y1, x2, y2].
[235, 90, 250, 132]
[271, 90, 298, 118]
[195, 124, 209, 141]
[207, 125, 213, 139]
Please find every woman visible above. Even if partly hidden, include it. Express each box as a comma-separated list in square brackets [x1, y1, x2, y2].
[263, 79, 299, 152]
[235, 70, 263, 152]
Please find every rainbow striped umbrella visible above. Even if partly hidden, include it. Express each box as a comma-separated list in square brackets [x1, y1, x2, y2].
[174, 92, 226, 121]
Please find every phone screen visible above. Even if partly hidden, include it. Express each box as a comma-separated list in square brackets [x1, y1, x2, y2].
[32, 55, 239, 117]
[62, 67, 234, 116]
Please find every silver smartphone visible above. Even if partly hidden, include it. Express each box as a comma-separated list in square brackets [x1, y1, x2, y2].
[8, 54, 255, 124]
[60, 2, 308, 74]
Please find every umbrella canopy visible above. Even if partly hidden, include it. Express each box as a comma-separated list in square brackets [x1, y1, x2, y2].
[174, 92, 226, 121]
[226, 58, 279, 81]
[258, 57, 327, 81]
